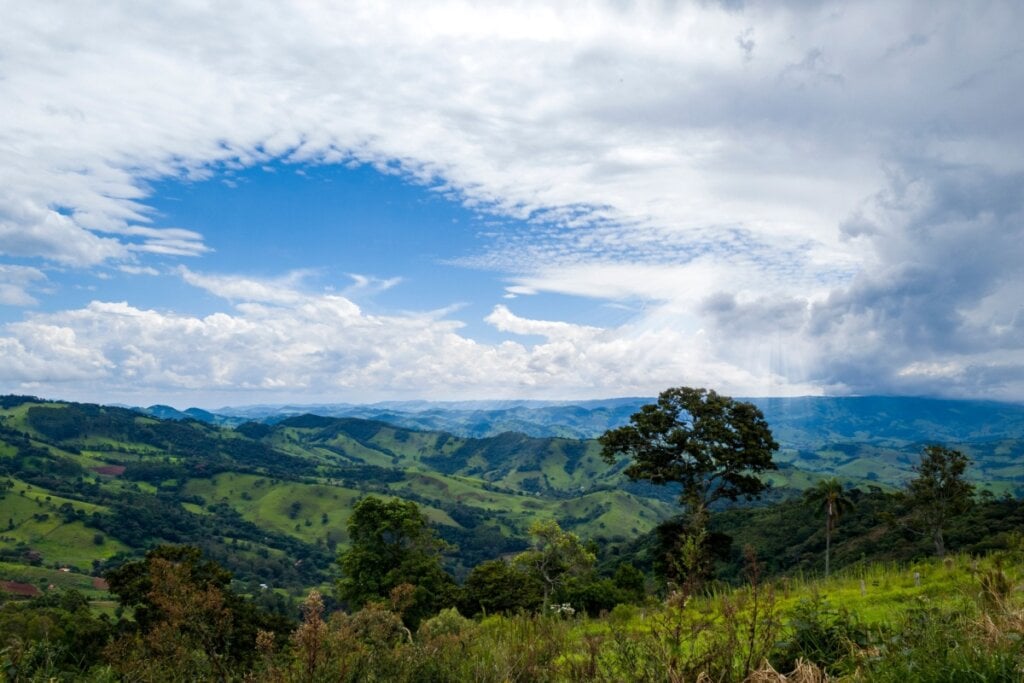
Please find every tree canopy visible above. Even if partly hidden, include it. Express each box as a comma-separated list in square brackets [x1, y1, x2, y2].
[512, 519, 596, 609]
[906, 445, 975, 557]
[337, 496, 456, 626]
[104, 545, 290, 679]
[600, 387, 779, 513]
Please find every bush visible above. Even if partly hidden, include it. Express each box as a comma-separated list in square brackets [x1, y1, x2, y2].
[772, 595, 869, 675]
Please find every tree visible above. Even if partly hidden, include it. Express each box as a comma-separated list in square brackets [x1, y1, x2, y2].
[463, 559, 543, 615]
[803, 478, 854, 578]
[600, 387, 779, 513]
[905, 445, 974, 557]
[513, 519, 595, 609]
[337, 496, 455, 626]
[601, 387, 777, 587]
[104, 545, 290, 680]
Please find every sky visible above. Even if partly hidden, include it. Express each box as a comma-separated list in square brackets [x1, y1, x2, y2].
[1, 1, 1023, 408]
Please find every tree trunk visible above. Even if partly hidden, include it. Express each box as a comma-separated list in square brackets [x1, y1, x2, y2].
[824, 502, 833, 579]
[825, 526, 831, 578]
[933, 527, 945, 558]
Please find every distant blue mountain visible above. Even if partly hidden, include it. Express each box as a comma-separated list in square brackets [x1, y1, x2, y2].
[196, 395, 1024, 446]
[127, 394, 1024, 494]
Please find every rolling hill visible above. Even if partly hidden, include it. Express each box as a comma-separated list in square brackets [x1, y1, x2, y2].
[3, 393, 1023, 604]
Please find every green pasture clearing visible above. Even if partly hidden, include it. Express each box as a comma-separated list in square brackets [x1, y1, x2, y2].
[186, 473, 388, 545]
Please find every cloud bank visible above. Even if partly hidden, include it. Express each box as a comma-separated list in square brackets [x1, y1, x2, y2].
[1, 1, 1022, 403]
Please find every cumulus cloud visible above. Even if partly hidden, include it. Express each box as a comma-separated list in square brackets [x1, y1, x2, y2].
[0, 1, 1022, 400]
[807, 164, 1024, 398]
[0, 269, 822, 402]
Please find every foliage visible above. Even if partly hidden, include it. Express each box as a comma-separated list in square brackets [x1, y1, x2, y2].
[463, 559, 543, 615]
[337, 496, 456, 627]
[905, 445, 975, 557]
[0, 589, 113, 679]
[772, 595, 868, 675]
[600, 387, 778, 592]
[103, 545, 291, 679]
[512, 519, 596, 608]
[599, 386, 779, 512]
[803, 478, 854, 577]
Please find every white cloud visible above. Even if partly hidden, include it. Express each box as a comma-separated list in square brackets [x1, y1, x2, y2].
[0, 1, 1022, 399]
[0, 265, 48, 307]
[118, 265, 160, 276]
[176, 266, 315, 306]
[485, 305, 602, 342]
[0, 272, 821, 403]
[344, 274, 403, 297]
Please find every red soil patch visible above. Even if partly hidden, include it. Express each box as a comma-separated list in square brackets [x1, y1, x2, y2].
[92, 465, 126, 476]
[92, 577, 109, 590]
[1, 581, 41, 597]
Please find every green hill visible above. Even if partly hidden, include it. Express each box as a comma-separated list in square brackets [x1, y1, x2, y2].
[0, 396, 685, 597]
[3, 393, 1022, 605]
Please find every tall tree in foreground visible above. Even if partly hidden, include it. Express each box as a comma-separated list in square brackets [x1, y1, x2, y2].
[804, 478, 854, 577]
[600, 387, 778, 585]
[337, 496, 455, 627]
[906, 445, 974, 557]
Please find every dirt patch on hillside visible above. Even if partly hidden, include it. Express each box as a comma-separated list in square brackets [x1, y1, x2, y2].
[1, 581, 41, 597]
[92, 577, 109, 590]
[92, 465, 126, 476]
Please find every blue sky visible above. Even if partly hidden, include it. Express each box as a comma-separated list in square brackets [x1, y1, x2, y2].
[1, 1, 1023, 407]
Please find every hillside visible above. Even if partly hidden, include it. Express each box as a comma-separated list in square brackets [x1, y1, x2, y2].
[0, 397, 686, 598]
[6, 395, 1024, 683]
[4, 393, 1024, 603]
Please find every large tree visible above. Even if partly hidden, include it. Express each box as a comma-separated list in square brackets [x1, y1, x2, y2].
[804, 478, 854, 578]
[600, 387, 778, 584]
[337, 496, 455, 626]
[463, 559, 544, 615]
[104, 545, 290, 680]
[600, 387, 778, 514]
[906, 445, 974, 557]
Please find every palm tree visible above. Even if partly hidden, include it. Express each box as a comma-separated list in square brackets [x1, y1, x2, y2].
[804, 478, 854, 578]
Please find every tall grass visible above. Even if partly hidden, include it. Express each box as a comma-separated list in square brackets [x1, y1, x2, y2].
[254, 551, 1024, 682]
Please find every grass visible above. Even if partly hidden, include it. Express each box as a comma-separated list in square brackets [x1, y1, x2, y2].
[245, 550, 1024, 682]
[0, 479, 128, 569]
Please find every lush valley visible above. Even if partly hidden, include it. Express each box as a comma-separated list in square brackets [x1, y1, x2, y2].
[3, 392, 1024, 680]
[0, 396, 684, 591]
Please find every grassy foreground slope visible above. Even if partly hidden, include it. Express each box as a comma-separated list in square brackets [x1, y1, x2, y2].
[232, 551, 1024, 682]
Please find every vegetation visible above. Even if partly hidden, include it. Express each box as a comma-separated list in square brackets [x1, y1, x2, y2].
[599, 387, 779, 512]
[905, 445, 975, 557]
[337, 497, 455, 627]
[803, 478, 854, 578]
[600, 387, 778, 585]
[4, 545, 1024, 680]
[512, 520, 595, 609]
[1, 390, 1024, 680]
